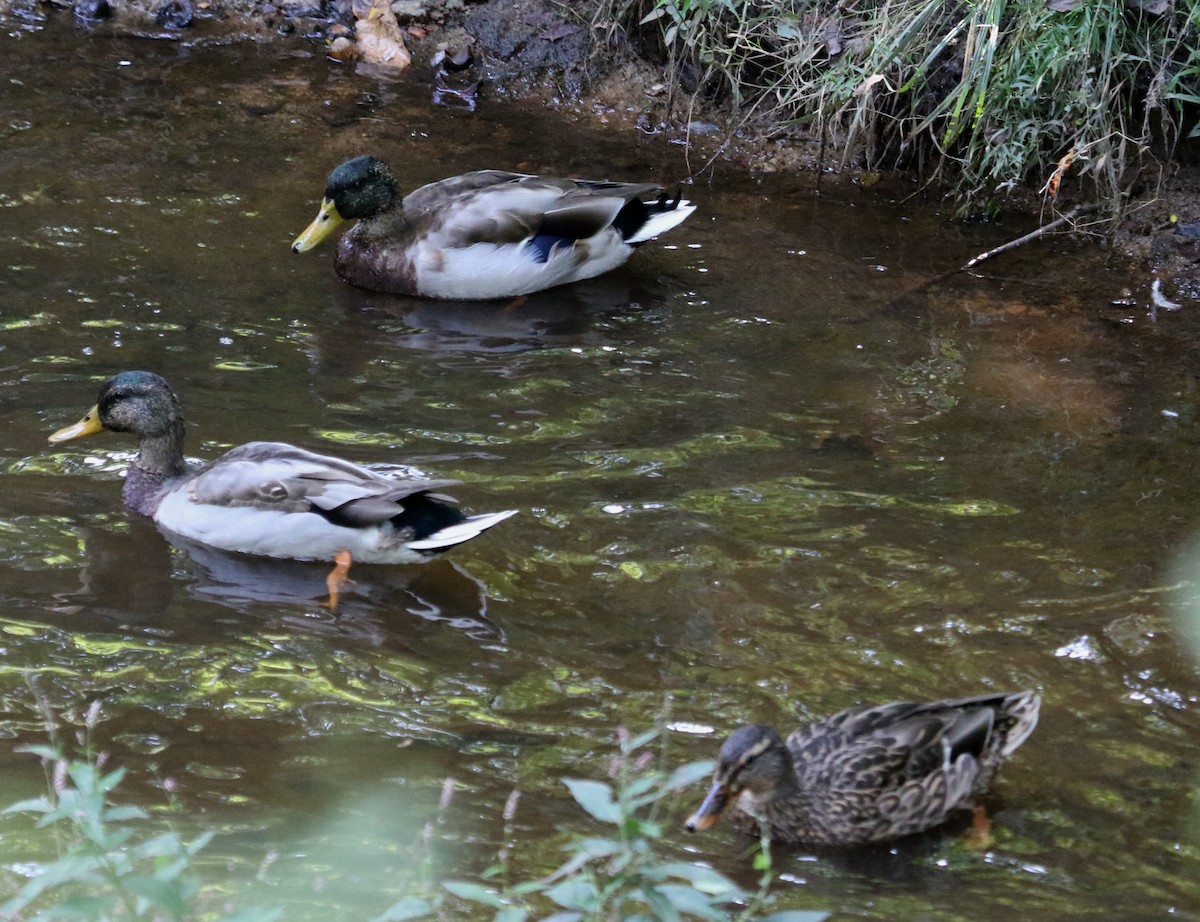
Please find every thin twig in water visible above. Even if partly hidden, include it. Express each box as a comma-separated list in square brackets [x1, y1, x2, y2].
[959, 202, 1101, 272]
[879, 202, 1103, 313]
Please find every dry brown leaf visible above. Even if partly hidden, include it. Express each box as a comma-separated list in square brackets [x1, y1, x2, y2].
[353, 0, 412, 70]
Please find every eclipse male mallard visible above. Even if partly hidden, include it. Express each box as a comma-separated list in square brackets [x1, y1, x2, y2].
[48, 371, 516, 604]
[291, 155, 696, 300]
[686, 691, 1040, 846]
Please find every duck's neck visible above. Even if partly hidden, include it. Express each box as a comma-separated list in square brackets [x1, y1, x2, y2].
[124, 423, 186, 517]
[359, 203, 411, 241]
[337, 205, 420, 296]
[739, 763, 813, 842]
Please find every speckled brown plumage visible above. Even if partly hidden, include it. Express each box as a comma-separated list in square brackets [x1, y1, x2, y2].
[686, 691, 1039, 846]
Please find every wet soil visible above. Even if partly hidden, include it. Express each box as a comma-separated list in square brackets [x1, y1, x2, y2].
[4, 0, 1200, 297]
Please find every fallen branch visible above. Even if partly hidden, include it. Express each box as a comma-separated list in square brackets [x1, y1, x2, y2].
[959, 201, 1102, 272]
[879, 201, 1103, 314]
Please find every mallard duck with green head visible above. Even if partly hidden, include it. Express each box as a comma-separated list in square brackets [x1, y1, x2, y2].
[686, 690, 1040, 846]
[291, 155, 696, 300]
[49, 371, 516, 604]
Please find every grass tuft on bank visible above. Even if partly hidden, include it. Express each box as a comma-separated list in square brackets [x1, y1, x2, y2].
[607, 0, 1200, 217]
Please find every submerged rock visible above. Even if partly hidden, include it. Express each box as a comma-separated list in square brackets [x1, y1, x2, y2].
[431, 39, 481, 109]
[328, 33, 358, 61]
[154, 0, 192, 28]
[72, 0, 111, 21]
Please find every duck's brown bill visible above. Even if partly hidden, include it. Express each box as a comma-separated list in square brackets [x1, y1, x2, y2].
[292, 198, 345, 253]
[685, 780, 730, 832]
[48, 404, 104, 444]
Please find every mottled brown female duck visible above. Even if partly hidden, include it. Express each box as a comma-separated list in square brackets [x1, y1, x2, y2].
[291, 155, 696, 300]
[686, 691, 1040, 846]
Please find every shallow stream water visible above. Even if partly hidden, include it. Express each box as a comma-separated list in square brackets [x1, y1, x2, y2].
[2, 12, 1200, 920]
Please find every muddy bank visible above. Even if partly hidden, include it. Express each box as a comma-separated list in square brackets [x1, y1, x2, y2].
[3, 0, 1199, 297]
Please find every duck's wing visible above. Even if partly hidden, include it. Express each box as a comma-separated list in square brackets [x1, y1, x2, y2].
[402, 170, 536, 214]
[888, 692, 1040, 760]
[787, 699, 999, 791]
[184, 441, 462, 523]
[784, 704, 985, 840]
[407, 173, 664, 251]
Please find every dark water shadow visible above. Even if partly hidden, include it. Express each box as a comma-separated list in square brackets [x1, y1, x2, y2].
[49, 517, 504, 645]
[677, 808, 999, 907]
[169, 534, 504, 641]
[792, 810, 978, 879]
[318, 270, 671, 356]
[46, 516, 176, 624]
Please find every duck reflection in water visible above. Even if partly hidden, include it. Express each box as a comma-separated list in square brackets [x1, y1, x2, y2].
[172, 536, 505, 643]
[310, 269, 674, 362]
[55, 518, 504, 645]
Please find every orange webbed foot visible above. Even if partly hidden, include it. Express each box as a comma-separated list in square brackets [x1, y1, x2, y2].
[324, 550, 354, 610]
[963, 803, 993, 850]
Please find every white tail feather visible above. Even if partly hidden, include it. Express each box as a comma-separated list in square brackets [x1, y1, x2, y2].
[999, 691, 1041, 755]
[406, 508, 518, 551]
[627, 201, 696, 244]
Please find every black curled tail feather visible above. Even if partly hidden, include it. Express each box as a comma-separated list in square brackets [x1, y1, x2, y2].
[656, 187, 684, 211]
[614, 186, 685, 243]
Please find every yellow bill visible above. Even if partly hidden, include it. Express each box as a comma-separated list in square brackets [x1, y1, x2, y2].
[49, 404, 105, 444]
[292, 198, 346, 253]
